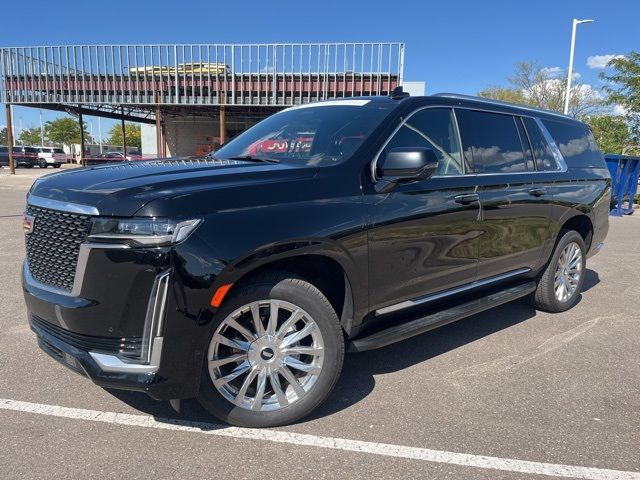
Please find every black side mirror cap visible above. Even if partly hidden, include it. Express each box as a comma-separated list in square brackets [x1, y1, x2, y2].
[378, 147, 438, 182]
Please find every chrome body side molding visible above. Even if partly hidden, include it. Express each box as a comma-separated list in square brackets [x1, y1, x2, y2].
[375, 267, 531, 315]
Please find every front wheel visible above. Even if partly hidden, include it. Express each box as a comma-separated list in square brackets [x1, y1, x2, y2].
[531, 230, 586, 312]
[198, 273, 344, 427]
[38, 159, 48, 168]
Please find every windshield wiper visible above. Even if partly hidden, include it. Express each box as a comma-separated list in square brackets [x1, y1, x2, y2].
[225, 155, 280, 164]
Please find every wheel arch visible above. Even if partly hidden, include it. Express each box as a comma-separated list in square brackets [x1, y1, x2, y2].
[210, 241, 362, 336]
[558, 213, 594, 250]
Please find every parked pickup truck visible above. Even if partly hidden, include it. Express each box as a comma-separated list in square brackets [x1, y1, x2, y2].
[22, 91, 610, 428]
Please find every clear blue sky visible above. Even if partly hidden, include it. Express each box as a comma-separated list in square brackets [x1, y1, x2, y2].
[1, 0, 638, 139]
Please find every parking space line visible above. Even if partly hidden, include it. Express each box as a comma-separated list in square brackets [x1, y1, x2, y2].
[1, 398, 638, 480]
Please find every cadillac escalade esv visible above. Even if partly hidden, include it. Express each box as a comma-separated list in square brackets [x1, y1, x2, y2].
[23, 92, 610, 427]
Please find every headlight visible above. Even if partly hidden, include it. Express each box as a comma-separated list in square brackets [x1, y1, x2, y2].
[89, 217, 201, 246]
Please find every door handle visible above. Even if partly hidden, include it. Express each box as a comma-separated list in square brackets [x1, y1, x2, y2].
[454, 193, 479, 205]
[529, 187, 548, 197]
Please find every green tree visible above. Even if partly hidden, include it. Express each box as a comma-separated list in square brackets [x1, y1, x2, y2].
[478, 86, 531, 106]
[478, 61, 601, 117]
[106, 123, 141, 149]
[18, 127, 43, 146]
[0, 127, 7, 145]
[586, 116, 630, 154]
[44, 117, 91, 149]
[601, 51, 640, 152]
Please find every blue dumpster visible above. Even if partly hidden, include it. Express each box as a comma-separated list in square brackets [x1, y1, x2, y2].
[604, 154, 640, 216]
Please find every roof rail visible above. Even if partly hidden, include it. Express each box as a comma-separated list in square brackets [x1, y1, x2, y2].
[432, 92, 572, 120]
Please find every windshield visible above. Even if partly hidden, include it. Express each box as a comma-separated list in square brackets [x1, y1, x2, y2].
[214, 101, 392, 166]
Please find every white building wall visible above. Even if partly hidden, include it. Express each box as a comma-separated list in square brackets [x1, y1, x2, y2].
[140, 124, 158, 156]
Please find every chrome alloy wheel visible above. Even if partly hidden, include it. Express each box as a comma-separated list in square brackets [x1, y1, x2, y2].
[554, 241, 583, 302]
[208, 300, 325, 412]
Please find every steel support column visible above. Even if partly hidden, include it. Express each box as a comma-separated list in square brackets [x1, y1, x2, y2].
[219, 105, 226, 145]
[5, 104, 15, 174]
[121, 107, 127, 156]
[155, 104, 162, 158]
[78, 111, 86, 166]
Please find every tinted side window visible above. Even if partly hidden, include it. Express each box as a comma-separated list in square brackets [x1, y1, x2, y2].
[0, 147, 7, 153]
[522, 117, 558, 171]
[456, 110, 528, 173]
[514, 117, 536, 171]
[381, 108, 464, 176]
[542, 119, 604, 168]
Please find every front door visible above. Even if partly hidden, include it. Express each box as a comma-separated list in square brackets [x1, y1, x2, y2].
[367, 108, 482, 314]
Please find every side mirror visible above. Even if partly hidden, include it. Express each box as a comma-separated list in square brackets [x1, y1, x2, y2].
[378, 147, 438, 183]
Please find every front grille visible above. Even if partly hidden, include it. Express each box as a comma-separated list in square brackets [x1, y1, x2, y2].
[25, 205, 92, 291]
[31, 315, 143, 358]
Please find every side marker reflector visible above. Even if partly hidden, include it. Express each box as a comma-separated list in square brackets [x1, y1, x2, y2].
[211, 284, 233, 308]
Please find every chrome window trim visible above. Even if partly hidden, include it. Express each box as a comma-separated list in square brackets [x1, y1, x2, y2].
[370, 105, 569, 182]
[375, 267, 531, 315]
[27, 194, 100, 215]
[23, 243, 130, 297]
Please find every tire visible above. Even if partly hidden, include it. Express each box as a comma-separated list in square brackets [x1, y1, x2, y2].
[198, 271, 345, 427]
[38, 159, 47, 169]
[531, 230, 586, 313]
[53, 163, 61, 168]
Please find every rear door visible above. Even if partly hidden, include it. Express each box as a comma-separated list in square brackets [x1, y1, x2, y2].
[455, 109, 552, 279]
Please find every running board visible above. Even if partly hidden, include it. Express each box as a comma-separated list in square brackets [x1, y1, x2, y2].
[348, 282, 536, 353]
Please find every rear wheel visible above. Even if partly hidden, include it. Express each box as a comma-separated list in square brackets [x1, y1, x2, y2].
[198, 272, 344, 427]
[53, 163, 61, 168]
[531, 230, 586, 312]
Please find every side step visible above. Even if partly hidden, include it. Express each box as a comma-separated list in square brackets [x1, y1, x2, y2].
[348, 281, 536, 352]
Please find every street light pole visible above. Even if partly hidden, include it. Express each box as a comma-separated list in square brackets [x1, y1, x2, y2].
[563, 18, 594, 115]
[39, 110, 44, 146]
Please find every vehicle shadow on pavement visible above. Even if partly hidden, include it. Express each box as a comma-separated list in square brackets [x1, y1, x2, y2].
[106, 273, 600, 426]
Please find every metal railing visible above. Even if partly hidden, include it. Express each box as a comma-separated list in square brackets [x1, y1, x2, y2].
[1, 43, 404, 106]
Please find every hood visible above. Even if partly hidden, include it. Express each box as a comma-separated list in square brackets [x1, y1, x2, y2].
[28, 157, 316, 216]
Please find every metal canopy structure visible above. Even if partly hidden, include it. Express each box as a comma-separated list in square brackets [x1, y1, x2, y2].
[1, 42, 404, 111]
[1, 42, 405, 171]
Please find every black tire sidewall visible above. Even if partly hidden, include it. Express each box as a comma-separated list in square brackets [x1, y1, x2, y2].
[198, 277, 344, 428]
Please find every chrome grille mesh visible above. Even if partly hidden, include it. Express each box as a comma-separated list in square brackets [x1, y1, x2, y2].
[25, 205, 92, 291]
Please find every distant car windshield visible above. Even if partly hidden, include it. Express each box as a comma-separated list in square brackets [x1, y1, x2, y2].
[214, 101, 393, 166]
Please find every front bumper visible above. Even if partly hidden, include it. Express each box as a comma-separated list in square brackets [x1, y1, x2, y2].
[30, 316, 162, 392]
[22, 240, 211, 400]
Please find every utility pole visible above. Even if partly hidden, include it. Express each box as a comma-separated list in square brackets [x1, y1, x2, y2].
[98, 117, 103, 153]
[39, 110, 44, 146]
[5, 105, 15, 175]
[563, 18, 594, 115]
[78, 111, 86, 166]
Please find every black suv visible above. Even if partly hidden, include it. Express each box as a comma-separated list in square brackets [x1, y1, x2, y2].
[1, 146, 39, 168]
[22, 93, 610, 427]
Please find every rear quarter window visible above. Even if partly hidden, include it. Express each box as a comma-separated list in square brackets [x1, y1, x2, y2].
[542, 119, 604, 168]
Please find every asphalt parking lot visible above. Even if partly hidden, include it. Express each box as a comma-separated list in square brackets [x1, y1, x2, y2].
[1, 167, 639, 480]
